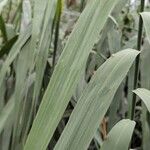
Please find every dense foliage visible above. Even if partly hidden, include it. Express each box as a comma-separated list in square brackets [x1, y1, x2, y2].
[0, 0, 150, 150]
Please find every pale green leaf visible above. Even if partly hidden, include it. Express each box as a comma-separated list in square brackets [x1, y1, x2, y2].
[24, 0, 119, 149]
[0, 0, 9, 14]
[133, 88, 150, 113]
[141, 12, 150, 44]
[101, 119, 135, 150]
[141, 39, 150, 150]
[108, 84, 123, 131]
[54, 49, 139, 150]
[27, 0, 49, 71]
[33, 0, 57, 109]
[0, 25, 31, 88]
[11, 40, 31, 149]
[0, 98, 14, 134]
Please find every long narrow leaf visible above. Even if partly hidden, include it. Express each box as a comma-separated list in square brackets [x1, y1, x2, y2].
[140, 38, 150, 150]
[33, 0, 57, 111]
[27, 0, 49, 70]
[0, 98, 14, 134]
[54, 49, 139, 150]
[141, 12, 150, 44]
[0, 25, 31, 88]
[24, 0, 119, 149]
[134, 88, 150, 150]
[11, 40, 31, 149]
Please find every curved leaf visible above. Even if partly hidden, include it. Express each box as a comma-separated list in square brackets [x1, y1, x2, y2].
[133, 88, 150, 112]
[54, 49, 139, 150]
[100, 119, 135, 150]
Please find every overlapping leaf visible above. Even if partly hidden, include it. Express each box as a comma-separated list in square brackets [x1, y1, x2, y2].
[0, 25, 31, 88]
[133, 88, 150, 112]
[24, 0, 120, 149]
[140, 38, 150, 150]
[141, 12, 150, 44]
[101, 119, 135, 150]
[54, 49, 139, 150]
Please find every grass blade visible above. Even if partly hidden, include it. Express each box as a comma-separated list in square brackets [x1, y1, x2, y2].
[24, 0, 119, 149]
[0, 15, 8, 42]
[0, 25, 31, 88]
[0, 35, 18, 57]
[141, 12, 150, 44]
[54, 49, 139, 150]
[32, 0, 57, 112]
[140, 39, 150, 150]
[101, 119, 135, 150]
[0, 98, 14, 134]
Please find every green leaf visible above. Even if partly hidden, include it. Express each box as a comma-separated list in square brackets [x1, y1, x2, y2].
[100, 119, 135, 150]
[0, 35, 18, 57]
[0, 98, 14, 134]
[0, 15, 7, 42]
[32, 0, 57, 112]
[54, 49, 139, 150]
[24, 0, 57, 141]
[108, 28, 121, 54]
[0, 25, 31, 88]
[27, 0, 49, 70]
[0, 0, 9, 14]
[127, 65, 135, 118]
[24, 0, 119, 149]
[11, 40, 32, 149]
[32, 0, 48, 39]
[141, 38, 150, 150]
[141, 39, 150, 89]
[141, 12, 150, 44]
[133, 88, 150, 113]
[108, 84, 123, 131]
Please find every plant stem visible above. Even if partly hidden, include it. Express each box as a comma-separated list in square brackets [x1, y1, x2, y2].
[52, 0, 62, 70]
[131, 0, 145, 120]
[80, 0, 86, 12]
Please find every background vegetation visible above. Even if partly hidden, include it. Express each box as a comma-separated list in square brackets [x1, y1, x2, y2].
[0, 0, 150, 150]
